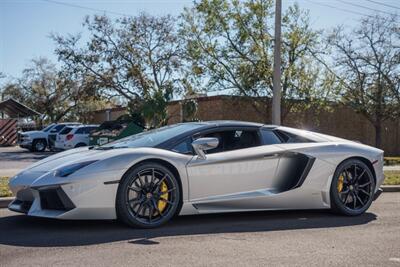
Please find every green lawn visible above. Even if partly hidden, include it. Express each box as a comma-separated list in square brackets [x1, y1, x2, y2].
[383, 171, 400, 185]
[0, 177, 12, 198]
[0, 170, 399, 198]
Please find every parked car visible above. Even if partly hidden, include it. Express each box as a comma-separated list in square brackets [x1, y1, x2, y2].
[9, 121, 384, 228]
[47, 123, 81, 150]
[55, 125, 99, 150]
[18, 123, 80, 152]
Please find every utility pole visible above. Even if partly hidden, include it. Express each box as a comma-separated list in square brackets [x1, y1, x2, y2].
[272, 0, 282, 125]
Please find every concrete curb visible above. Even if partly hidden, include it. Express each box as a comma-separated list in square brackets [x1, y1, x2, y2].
[0, 197, 14, 208]
[381, 185, 400, 192]
[0, 186, 399, 209]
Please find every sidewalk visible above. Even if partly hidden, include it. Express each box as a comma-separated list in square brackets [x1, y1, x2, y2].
[383, 165, 400, 171]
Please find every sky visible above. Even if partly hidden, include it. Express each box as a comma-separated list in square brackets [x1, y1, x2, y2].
[0, 0, 399, 80]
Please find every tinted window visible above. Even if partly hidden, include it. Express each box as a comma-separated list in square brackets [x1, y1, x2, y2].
[171, 138, 193, 154]
[101, 123, 204, 149]
[75, 127, 86, 134]
[275, 130, 314, 143]
[198, 129, 260, 154]
[50, 125, 65, 133]
[261, 129, 282, 145]
[42, 124, 54, 132]
[60, 127, 73, 135]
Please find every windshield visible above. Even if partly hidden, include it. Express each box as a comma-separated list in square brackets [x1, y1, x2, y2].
[100, 123, 204, 149]
[60, 127, 74, 135]
[50, 125, 66, 133]
[42, 124, 55, 132]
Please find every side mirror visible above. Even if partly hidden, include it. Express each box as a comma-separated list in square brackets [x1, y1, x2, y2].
[191, 137, 219, 159]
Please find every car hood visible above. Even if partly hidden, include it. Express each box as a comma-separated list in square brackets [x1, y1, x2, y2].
[21, 147, 138, 173]
[20, 130, 43, 136]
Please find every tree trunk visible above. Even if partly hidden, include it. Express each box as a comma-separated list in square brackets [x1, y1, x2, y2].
[374, 121, 382, 149]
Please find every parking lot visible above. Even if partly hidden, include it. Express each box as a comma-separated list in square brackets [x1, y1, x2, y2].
[0, 146, 399, 266]
[0, 146, 56, 177]
[0, 193, 399, 266]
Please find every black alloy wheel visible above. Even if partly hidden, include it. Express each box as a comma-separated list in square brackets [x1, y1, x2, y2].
[116, 162, 180, 228]
[330, 159, 375, 216]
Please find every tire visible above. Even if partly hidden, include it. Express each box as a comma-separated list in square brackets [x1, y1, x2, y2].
[116, 162, 181, 228]
[330, 159, 375, 216]
[32, 139, 47, 152]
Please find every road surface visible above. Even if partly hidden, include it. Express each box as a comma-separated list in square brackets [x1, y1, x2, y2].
[0, 193, 399, 266]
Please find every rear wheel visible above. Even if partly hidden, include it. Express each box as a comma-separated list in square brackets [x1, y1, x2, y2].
[116, 162, 181, 228]
[32, 139, 46, 152]
[330, 159, 375, 216]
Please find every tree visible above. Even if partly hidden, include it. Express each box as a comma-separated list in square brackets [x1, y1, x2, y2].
[53, 13, 182, 128]
[0, 58, 101, 123]
[180, 0, 332, 123]
[327, 14, 400, 148]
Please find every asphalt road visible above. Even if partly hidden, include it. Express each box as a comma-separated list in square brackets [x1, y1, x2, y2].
[0, 146, 56, 177]
[0, 193, 399, 267]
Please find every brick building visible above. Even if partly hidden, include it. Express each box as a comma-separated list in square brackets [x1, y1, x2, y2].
[90, 95, 400, 156]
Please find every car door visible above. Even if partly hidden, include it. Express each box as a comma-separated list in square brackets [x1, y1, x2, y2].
[186, 127, 284, 210]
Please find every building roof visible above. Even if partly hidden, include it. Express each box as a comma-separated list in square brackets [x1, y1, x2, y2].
[0, 98, 41, 118]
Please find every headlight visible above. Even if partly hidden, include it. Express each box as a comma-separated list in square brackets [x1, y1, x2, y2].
[54, 160, 98, 177]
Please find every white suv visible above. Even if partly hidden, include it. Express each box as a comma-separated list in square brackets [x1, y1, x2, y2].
[55, 125, 99, 150]
[18, 122, 80, 152]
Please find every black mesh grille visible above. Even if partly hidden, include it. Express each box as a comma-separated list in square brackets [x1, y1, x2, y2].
[39, 187, 75, 211]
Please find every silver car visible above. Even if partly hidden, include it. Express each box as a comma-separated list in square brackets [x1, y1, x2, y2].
[8, 121, 384, 228]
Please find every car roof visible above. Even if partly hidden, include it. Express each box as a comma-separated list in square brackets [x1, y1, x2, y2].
[182, 120, 266, 128]
[57, 122, 81, 125]
[75, 124, 99, 128]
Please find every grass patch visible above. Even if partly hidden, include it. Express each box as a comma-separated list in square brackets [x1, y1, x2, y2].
[384, 170, 400, 185]
[0, 177, 12, 198]
[384, 157, 400, 166]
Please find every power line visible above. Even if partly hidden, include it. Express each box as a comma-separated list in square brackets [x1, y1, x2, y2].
[337, 0, 397, 16]
[365, 0, 400, 10]
[304, 0, 375, 18]
[41, 0, 133, 17]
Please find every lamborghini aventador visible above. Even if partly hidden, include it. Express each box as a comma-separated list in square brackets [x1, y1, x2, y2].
[8, 121, 384, 228]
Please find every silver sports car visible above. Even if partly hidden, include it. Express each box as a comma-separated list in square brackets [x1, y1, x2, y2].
[8, 121, 384, 228]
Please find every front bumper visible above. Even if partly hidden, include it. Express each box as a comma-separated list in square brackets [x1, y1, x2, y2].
[9, 186, 75, 214]
[8, 169, 124, 220]
[18, 140, 32, 149]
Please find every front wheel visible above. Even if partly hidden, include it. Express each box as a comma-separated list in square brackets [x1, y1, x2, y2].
[330, 159, 375, 216]
[32, 139, 47, 152]
[116, 162, 181, 228]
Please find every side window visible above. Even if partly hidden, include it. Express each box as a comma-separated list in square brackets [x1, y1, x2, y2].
[60, 127, 72, 135]
[51, 125, 65, 133]
[198, 129, 261, 154]
[261, 129, 282, 145]
[75, 128, 85, 134]
[171, 138, 193, 155]
[274, 130, 314, 143]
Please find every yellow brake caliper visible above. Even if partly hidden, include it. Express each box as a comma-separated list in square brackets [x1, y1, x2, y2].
[337, 174, 344, 192]
[157, 181, 169, 213]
